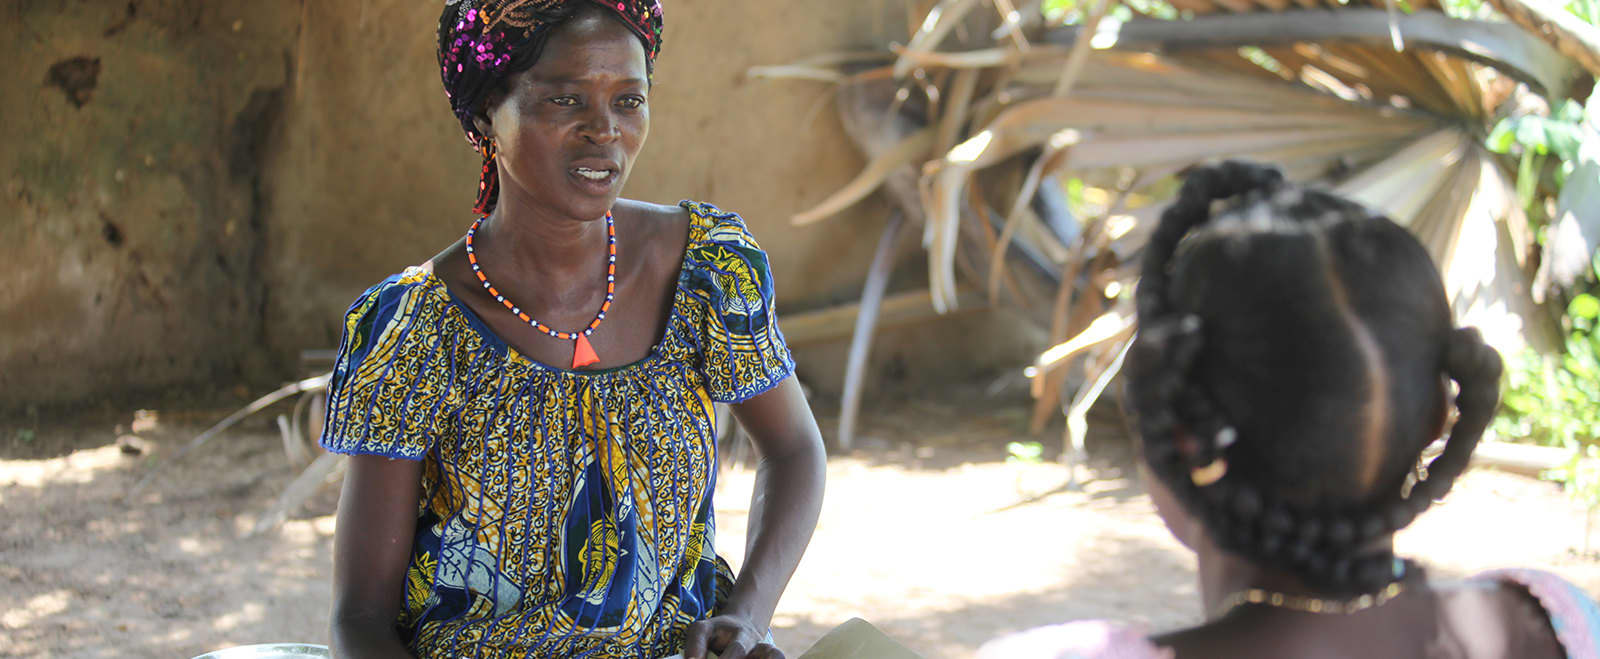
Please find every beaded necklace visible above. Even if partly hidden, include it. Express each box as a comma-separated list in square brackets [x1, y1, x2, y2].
[464, 212, 616, 369]
[1217, 581, 1404, 617]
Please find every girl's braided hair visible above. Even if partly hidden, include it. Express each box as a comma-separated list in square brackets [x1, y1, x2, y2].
[1128, 161, 1504, 596]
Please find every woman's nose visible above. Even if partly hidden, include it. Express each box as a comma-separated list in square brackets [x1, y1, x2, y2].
[579, 108, 619, 144]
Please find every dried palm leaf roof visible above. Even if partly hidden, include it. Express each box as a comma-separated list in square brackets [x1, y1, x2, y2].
[761, 0, 1592, 448]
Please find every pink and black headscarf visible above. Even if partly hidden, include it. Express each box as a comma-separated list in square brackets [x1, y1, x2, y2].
[437, 0, 664, 215]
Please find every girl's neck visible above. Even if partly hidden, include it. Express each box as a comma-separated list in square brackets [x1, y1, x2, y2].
[1197, 536, 1399, 619]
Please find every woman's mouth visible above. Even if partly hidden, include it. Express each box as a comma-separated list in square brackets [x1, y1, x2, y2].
[574, 167, 613, 181]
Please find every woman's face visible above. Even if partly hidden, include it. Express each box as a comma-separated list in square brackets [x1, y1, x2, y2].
[479, 8, 649, 221]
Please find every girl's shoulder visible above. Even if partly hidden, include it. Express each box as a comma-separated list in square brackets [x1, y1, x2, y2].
[1465, 569, 1600, 658]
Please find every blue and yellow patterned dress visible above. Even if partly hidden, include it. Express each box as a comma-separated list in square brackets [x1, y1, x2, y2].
[320, 201, 795, 659]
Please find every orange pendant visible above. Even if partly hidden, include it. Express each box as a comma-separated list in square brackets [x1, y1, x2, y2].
[572, 334, 600, 369]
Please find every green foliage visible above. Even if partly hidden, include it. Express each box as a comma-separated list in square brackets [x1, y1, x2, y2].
[1481, 6, 1600, 510]
[1476, 0, 1600, 209]
[1566, 0, 1600, 22]
[1486, 90, 1598, 206]
[1006, 440, 1045, 464]
[1495, 292, 1600, 505]
[1555, 445, 1600, 509]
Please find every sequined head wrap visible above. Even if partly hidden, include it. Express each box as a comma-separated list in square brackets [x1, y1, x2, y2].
[438, 0, 664, 215]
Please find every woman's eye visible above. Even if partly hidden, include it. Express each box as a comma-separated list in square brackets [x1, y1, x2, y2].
[618, 96, 644, 109]
[551, 96, 579, 107]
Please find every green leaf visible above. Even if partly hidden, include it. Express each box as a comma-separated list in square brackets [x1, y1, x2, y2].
[1572, 294, 1600, 321]
[1486, 119, 1518, 153]
[1517, 150, 1541, 209]
[1556, 99, 1586, 123]
[1517, 118, 1551, 154]
[1543, 121, 1585, 160]
[1006, 440, 1044, 463]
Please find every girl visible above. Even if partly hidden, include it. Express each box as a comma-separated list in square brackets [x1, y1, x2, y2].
[983, 161, 1599, 658]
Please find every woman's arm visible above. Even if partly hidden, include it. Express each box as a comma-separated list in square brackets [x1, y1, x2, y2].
[685, 377, 826, 659]
[330, 455, 423, 659]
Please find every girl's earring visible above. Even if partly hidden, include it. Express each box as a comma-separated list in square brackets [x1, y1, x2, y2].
[1400, 454, 1429, 500]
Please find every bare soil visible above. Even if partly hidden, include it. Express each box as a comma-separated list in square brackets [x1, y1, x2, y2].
[3, 397, 1597, 658]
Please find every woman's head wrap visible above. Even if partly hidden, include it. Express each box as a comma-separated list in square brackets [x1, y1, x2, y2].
[437, 0, 664, 214]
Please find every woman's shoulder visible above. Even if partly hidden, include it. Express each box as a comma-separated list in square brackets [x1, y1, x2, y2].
[669, 200, 762, 248]
[335, 264, 457, 353]
[673, 200, 778, 296]
[979, 620, 1172, 659]
[343, 265, 447, 321]
[614, 198, 765, 253]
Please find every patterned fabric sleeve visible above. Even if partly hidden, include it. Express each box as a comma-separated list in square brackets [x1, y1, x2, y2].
[978, 620, 1174, 659]
[1479, 568, 1600, 658]
[683, 205, 796, 403]
[320, 272, 453, 460]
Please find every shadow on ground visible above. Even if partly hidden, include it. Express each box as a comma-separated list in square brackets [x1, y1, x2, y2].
[1, 420, 337, 658]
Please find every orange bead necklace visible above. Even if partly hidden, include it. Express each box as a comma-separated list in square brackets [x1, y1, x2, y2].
[464, 212, 615, 369]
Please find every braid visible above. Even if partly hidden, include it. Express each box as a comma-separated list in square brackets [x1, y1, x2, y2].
[1131, 161, 1506, 598]
[1369, 327, 1504, 531]
[1131, 160, 1291, 580]
[1412, 328, 1503, 503]
[1136, 161, 1285, 322]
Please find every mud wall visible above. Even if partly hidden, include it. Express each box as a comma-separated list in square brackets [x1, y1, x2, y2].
[2, 1, 298, 414]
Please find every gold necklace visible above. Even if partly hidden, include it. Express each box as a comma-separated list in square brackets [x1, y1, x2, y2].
[1217, 581, 1404, 617]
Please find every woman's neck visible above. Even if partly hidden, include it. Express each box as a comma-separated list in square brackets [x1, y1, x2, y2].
[477, 202, 610, 281]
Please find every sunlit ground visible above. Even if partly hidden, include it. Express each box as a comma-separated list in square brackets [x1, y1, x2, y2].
[3, 400, 1595, 658]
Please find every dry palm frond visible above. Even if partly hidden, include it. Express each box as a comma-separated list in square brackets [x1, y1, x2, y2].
[792, 126, 935, 225]
[895, 0, 989, 79]
[756, 0, 1574, 448]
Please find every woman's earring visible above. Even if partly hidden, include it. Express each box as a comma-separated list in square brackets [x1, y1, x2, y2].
[472, 138, 499, 216]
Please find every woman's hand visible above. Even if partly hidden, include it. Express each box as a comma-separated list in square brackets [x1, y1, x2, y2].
[683, 614, 784, 659]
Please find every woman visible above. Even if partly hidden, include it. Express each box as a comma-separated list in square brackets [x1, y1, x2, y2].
[982, 162, 1599, 658]
[320, 2, 826, 657]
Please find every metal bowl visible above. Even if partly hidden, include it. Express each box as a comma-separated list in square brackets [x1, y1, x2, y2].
[189, 643, 329, 659]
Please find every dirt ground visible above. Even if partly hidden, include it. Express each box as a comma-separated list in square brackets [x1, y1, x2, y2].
[4, 393, 1598, 659]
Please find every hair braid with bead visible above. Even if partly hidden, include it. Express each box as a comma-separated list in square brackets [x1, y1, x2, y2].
[1128, 161, 1504, 597]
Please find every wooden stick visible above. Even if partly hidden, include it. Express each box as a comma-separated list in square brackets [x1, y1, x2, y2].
[837, 213, 909, 451]
[130, 374, 331, 497]
[780, 289, 987, 345]
[1054, 0, 1117, 97]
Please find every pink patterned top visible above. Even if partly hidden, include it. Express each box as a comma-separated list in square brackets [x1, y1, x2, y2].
[980, 569, 1599, 659]
[1488, 568, 1600, 659]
